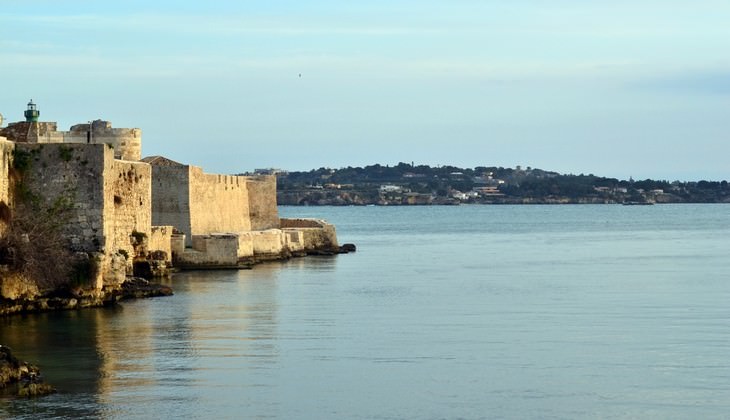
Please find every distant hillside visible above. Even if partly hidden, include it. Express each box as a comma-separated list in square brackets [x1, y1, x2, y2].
[257, 163, 729, 205]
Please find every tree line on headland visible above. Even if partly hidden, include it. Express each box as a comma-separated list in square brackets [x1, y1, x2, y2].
[270, 163, 730, 205]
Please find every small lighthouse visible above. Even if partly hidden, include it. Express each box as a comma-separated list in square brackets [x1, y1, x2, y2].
[24, 99, 40, 122]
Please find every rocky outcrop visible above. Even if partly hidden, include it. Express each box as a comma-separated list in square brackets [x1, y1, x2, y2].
[0, 345, 56, 398]
[305, 243, 357, 256]
[339, 243, 357, 253]
[0, 272, 40, 301]
[0, 277, 173, 316]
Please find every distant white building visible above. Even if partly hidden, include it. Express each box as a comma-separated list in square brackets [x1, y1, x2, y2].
[380, 184, 404, 193]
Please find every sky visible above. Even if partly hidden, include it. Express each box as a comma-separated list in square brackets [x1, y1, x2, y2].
[1, 1, 728, 181]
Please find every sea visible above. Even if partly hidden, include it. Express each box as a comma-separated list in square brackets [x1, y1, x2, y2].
[1, 204, 729, 419]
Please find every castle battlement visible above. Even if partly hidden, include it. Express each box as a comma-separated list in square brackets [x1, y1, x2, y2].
[0, 101, 141, 161]
[0, 101, 341, 298]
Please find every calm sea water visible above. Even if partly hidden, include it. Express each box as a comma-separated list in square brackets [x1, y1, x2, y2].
[1, 204, 729, 419]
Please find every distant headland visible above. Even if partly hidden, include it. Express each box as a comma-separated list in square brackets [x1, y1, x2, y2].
[271, 163, 730, 205]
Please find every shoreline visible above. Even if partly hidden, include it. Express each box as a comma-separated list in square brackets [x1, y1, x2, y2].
[0, 277, 172, 317]
[0, 243, 356, 317]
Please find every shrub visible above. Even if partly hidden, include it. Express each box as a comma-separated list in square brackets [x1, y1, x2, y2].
[0, 199, 76, 291]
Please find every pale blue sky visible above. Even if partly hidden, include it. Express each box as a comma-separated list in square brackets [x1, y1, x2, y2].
[1, 1, 728, 180]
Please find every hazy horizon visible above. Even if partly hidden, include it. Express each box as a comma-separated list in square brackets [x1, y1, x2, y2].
[2, 1, 728, 181]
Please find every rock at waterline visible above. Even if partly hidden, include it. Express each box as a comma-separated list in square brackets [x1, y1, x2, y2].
[340, 243, 357, 253]
[0, 345, 56, 397]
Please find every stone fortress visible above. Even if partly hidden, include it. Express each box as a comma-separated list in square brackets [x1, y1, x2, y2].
[0, 100, 341, 294]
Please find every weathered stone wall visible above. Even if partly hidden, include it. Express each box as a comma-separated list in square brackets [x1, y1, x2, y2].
[250, 229, 286, 260]
[149, 164, 192, 245]
[147, 161, 283, 250]
[0, 121, 141, 161]
[171, 233, 185, 257]
[176, 234, 240, 268]
[67, 122, 142, 161]
[0, 138, 14, 233]
[149, 226, 174, 260]
[236, 233, 254, 260]
[17, 143, 108, 252]
[11, 143, 154, 288]
[188, 166, 251, 241]
[280, 218, 339, 251]
[246, 175, 279, 230]
[0, 122, 30, 142]
[283, 230, 305, 253]
[104, 159, 152, 258]
[0, 122, 60, 143]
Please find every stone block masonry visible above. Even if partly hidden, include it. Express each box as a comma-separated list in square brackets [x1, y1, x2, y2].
[147, 157, 279, 247]
[16, 143, 108, 254]
[0, 104, 345, 293]
[280, 218, 339, 251]
[188, 167, 253, 240]
[149, 226, 173, 260]
[6, 143, 158, 289]
[105, 159, 152, 260]
[0, 138, 14, 234]
[1, 120, 141, 161]
[246, 175, 279, 230]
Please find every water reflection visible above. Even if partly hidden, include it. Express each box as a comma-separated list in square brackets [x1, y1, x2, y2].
[1, 204, 730, 418]
[0, 309, 109, 418]
[0, 264, 287, 419]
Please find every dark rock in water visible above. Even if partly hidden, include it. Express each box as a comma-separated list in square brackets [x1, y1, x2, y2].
[120, 277, 173, 300]
[305, 244, 357, 256]
[306, 249, 337, 256]
[0, 344, 56, 398]
[339, 243, 357, 253]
